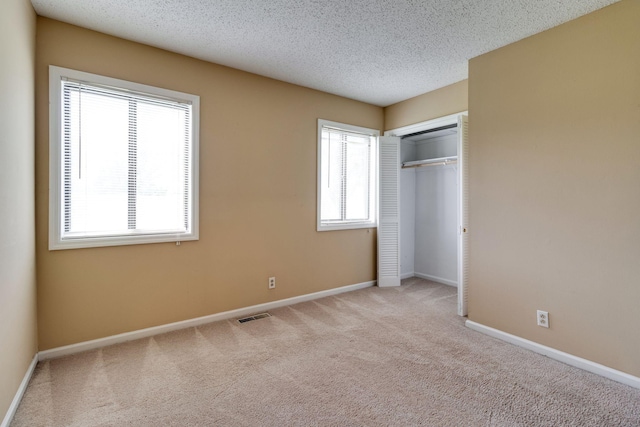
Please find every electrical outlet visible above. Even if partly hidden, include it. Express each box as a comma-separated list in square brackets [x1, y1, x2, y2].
[268, 277, 276, 289]
[537, 310, 549, 328]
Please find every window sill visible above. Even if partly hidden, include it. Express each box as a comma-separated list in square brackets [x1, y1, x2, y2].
[317, 222, 377, 232]
[49, 232, 198, 250]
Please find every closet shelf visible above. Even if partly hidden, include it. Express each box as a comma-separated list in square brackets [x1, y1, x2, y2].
[402, 156, 458, 169]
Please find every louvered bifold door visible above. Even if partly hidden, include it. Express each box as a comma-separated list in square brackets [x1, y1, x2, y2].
[457, 115, 470, 316]
[378, 136, 401, 287]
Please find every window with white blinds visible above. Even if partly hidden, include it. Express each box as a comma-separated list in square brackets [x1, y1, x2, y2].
[317, 119, 378, 231]
[49, 66, 199, 249]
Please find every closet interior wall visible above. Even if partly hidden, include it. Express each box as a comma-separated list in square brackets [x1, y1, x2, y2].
[400, 131, 459, 287]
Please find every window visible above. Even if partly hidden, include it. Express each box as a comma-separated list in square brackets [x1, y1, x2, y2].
[317, 119, 378, 231]
[49, 66, 199, 250]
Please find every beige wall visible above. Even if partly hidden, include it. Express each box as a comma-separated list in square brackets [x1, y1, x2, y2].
[468, 0, 640, 376]
[35, 18, 383, 350]
[0, 0, 38, 420]
[384, 80, 468, 131]
[24, 0, 639, 380]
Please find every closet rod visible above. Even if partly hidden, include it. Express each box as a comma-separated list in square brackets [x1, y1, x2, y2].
[402, 157, 458, 169]
[400, 123, 457, 140]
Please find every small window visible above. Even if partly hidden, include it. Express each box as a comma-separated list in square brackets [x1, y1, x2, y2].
[317, 119, 378, 231]
[49, 66, 199, 250]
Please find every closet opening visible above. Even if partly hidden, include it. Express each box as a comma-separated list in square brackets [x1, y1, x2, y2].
[379, 112, 468, 316]
[401, 123, 457, 140]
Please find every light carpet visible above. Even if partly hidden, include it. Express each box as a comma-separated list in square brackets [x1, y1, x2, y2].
[11, 278, 640, 426]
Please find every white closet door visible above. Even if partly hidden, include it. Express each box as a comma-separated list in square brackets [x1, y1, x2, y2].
[457, 115, 469, 315]
[378, 136, 401, 287]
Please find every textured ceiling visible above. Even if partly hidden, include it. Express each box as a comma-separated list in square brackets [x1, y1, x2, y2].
[31, 0, 620, 106]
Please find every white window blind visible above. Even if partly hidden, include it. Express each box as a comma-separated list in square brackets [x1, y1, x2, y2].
[49, 66, 199, 249]
[317, 120, 378, 231]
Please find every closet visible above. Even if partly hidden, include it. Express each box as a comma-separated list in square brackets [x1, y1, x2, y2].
[401, 126, 458, 285]
[378, 113, 468, 316]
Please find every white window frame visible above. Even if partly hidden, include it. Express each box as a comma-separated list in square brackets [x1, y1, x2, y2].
[317, 119, 378, 231]
[48, 66, 200, 250]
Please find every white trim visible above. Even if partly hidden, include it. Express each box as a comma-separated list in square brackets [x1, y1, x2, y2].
[401, 272, 414, 279]
[39, 280, 375, 360]
[1, 354, 38, 427]
[48, 65, 200, 250]
[465, 320, 640, 390]
[414, 272, 458, 287]
[383, 111, 468, 137]
[383, 111, 468, 315]
[318, 222, 377, 232]
[317, 119, 379, 232]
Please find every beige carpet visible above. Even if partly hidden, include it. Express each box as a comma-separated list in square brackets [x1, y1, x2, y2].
[12, 278, 640, 426]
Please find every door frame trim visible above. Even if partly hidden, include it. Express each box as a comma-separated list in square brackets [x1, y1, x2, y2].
[384, 111, 468, 315]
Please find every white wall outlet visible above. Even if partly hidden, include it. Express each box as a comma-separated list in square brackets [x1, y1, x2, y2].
[537, 310, 549, 328]
[268, 277, 276, 289]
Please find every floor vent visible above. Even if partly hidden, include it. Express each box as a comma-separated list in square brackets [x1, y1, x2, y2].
[237, 313, 272, 324]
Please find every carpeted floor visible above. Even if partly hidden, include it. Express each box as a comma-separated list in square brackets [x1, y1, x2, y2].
[11, 278, 640, 426]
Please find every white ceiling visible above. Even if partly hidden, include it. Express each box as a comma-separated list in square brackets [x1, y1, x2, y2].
[31, 0, 620, 107]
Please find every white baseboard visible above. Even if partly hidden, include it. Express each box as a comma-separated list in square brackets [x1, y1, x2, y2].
[39, 280, 375, 361]
[1, 354, 38, 427]
[465, 320, 640, 390]
[414, 272, 458, 288]
[400, 272, 414, 280]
